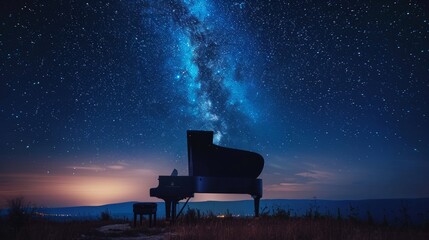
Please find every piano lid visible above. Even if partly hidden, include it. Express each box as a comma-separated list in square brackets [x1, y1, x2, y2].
[187, 130, 264, 178]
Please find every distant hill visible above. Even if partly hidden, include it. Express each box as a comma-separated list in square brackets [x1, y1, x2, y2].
[8, 198, 429, 225]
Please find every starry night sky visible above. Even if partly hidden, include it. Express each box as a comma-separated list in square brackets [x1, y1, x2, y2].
[1, 0, 428, 207]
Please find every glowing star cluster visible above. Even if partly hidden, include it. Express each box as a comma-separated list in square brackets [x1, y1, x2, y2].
[144, 0, 259, 143]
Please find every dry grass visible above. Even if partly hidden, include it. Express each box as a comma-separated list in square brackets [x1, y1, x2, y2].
[1, 197, 428, 240]
[1, 215, 428, 240]
[1, 218, 109, 240]
[0, 213, 170, 240]
[170, 217, 429, 240]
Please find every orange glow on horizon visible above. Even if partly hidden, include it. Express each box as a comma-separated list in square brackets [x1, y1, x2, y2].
[53, 176, 144, 206]
[0, 167, 160, 207]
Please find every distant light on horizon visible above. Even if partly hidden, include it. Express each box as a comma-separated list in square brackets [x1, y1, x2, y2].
[0, 161, 161, 207]
[59, 177, 138, 206]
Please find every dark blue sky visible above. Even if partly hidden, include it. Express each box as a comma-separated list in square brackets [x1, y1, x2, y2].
[1, 0, 428, 207]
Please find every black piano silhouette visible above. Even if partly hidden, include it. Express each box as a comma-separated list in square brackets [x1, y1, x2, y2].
[150, 130, 264, 222]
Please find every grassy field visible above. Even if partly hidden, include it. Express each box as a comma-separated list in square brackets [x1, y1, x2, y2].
[1, 214, 429, 239]
[1, 198, 428, 240]
[171, 217, 429, 240]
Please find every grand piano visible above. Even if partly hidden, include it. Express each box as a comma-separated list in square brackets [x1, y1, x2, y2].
[150, 130, 264, 221]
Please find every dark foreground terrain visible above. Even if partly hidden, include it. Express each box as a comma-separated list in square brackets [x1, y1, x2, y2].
[171, 217, 429, 240]
[1, 214, 429, 240]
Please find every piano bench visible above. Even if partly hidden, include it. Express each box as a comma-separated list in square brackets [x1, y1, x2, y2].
[133, 203, 157, 227]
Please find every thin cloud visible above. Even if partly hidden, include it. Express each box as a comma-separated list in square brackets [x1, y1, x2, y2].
[107, 165, 125, 170]
[295, 170, 336, 182]
[67, 166, 106, 172]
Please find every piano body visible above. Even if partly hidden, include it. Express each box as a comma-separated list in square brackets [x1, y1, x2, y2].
[150, 130, 264, 221]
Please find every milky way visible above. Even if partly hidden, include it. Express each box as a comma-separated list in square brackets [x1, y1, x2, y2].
[142, 0, 261, 143]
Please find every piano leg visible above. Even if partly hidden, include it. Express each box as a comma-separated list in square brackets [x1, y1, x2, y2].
[253, 196, 261, 217]
[165, 200, 171, 221]
[172, 200, 177, 223]
[164, 199, 179, 223]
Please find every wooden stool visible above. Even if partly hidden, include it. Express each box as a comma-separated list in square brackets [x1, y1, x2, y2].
[133, 203, 157, 227]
